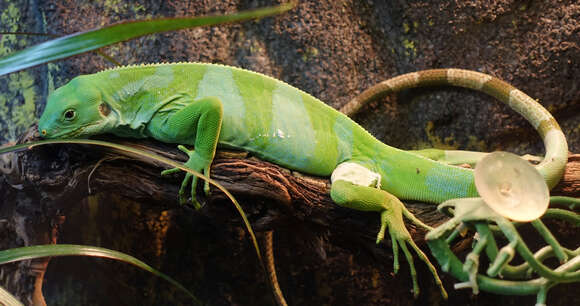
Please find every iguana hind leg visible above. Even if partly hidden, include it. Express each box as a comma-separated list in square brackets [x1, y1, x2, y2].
[330, 166, 447, 298]
[410, 148, 542, 167]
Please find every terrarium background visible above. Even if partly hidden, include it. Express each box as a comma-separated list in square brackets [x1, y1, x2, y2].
[1, 1, 579, 305]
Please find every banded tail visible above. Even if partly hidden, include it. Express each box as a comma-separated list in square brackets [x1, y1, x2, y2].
[342, 69, 568, 189]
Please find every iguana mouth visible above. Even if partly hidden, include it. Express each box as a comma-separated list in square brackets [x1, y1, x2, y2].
[49, 122, 101, 138]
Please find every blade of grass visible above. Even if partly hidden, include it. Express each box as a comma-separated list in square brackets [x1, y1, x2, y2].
[0, 32, 122, 66]
[0, 244, 200, 304]
[1, 32, 123, 67]
[0, 286, 23, 306]
[0, 3, 294, 76]
[0, 139, 263, 265]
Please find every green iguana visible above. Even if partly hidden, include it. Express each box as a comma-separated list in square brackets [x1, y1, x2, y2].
[37, 63, 569, 299]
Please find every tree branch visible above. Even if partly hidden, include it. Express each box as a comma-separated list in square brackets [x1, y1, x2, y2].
[1, 131, 578, 305]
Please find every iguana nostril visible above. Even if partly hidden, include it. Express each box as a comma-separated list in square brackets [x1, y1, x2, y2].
[41, 129, 47, 136]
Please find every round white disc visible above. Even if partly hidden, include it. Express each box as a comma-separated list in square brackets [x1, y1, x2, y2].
[474, 151, 549, 222]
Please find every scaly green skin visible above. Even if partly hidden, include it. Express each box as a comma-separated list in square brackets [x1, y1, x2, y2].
[37, 63, 569, 298]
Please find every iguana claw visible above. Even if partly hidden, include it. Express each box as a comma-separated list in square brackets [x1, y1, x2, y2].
[161, 145, 211, 209]
[376, 201, 447, 299]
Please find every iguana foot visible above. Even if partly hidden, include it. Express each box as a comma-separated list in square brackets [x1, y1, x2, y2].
[330, 179, 447, 298]
[161, 145, 211, 209]
[376, 200, 448, 299]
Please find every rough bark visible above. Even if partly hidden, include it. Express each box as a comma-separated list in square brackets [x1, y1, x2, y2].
[1, 129, 578, 305]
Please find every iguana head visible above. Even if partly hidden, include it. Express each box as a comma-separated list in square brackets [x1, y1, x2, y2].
[38, 76, 115, 138]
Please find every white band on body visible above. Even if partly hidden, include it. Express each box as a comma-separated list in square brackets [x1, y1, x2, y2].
[331, 162, 382, 189]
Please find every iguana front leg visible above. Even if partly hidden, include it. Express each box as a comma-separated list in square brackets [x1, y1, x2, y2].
[155, 96, 223, 208]
[330, 165, 447, 298]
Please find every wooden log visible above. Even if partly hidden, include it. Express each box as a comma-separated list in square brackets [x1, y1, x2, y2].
[1, 130, 578, 305]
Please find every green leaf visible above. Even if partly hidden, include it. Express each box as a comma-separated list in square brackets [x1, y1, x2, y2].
[0, 244, 200, 305]
[0, 138, 263, 266]
[0, 286, 23, 306]
[0, 3, 294, 76]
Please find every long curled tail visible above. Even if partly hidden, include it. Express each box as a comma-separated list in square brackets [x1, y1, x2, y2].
[341, 69, 568, 189]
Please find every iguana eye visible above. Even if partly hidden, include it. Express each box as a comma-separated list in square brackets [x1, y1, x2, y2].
[63, 109, 76, 121]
